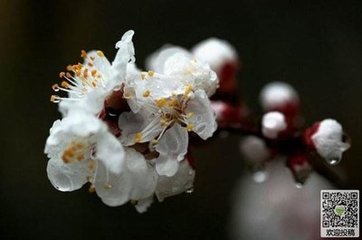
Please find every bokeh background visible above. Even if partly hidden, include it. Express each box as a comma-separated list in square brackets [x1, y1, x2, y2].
[0, 0, 361, 239]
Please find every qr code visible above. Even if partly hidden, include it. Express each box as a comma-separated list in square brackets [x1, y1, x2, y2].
[321, 190, 359, 238]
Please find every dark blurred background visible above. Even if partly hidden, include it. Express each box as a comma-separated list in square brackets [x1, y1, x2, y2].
[0, 0, 361, 239]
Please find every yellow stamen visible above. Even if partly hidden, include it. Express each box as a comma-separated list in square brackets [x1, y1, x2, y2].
[61, 81, 70, 88]
[184, 84, 193, 96]
[96, 50, 104, 57]
[80, 50, 87, 58]
[59, 72, 66, 78]
[147, 70, 154, 77]
[186, 124, 194, 132]
[91, 69, 97, 77]
[143, 90, 151, 97]
[155, 98, 168, 107]
[134, 132, 143, 143]
[50, 95, 60, 103]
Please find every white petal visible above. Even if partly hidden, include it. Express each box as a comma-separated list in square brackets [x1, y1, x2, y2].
[111, 30, 135, 88]
[155, 154, 179, 177]
[146, 46, 189, 73]
[185, 89, 217, 140]
[155, 160, 195, 202]
[155, 124, 188, 176]
[125, 148, 158, 200]
[96, 132, 125, 174]
[47, 158, 88, 192]
[94, 161, 131, 207]
[134, 196, 154, 213]
[84, 50, 112, 79]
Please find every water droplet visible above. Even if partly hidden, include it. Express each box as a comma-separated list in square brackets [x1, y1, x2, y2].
[253, 170, 267, 183]
[185, 187, 194, 194]
[326, 156, 341, 165]
[295, 182, 303, 189]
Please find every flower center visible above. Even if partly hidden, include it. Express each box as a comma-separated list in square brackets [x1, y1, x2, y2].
[62, 140, 89, 163]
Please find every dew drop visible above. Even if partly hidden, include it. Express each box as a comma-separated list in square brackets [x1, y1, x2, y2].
[253, 170, 268, 183]
[295, 182, 303, 189]
[326, 156, 341, 165]
[185, 187, 194, 194]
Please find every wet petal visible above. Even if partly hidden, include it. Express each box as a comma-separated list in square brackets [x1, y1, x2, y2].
[94, 161, 131, 207]
[155, 160, 195, 202]
[111, 30, 135, 88]
[155, 124, 188, 176]
[134, 196, 154, 213]
[47, 158, 89, 192]
[96, 132, 125, 174]
[126, 148, 158, 200]
[185, 89, 217, 139]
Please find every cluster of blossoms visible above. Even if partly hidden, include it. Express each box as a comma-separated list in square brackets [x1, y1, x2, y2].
[188, 36, 350, 186]
[45, 30, 218, 212]
[45, 30, 351, 212]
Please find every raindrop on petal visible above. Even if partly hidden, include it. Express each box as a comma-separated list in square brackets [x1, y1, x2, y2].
[185, 187, 194, 194]
[252, 170, 268, 183]
[326, 156, 341, 165]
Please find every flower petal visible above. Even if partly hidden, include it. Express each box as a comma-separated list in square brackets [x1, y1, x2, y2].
[110, 30, 135, 89]
[96, 132, 125, 174]
[47, 158, 89, 192]
[185, 89, 217, 139]
[155, 124, 188, 176]
[134, 196, 154, 213]
[155, 160, 195, 202]
[125, 148, 158, 200]
[94, 161, 131, 207]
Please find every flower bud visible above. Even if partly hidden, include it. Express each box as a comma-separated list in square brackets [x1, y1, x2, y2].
[305, 119, 350, 165]
[261, 112, 287, 139]
[192, 38, 239, 93]
[259, 82, 300, 128]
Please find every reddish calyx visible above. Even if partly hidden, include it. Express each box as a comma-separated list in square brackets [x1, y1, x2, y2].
[218, 61, 239, 93]
[99, 89, 130, 137]
[303, 122, 320, 151]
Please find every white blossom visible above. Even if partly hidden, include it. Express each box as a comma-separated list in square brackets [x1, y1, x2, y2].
[119, 80, 217, 176]
[44, 110, 126, 192]
[52, 30, 136, 116]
